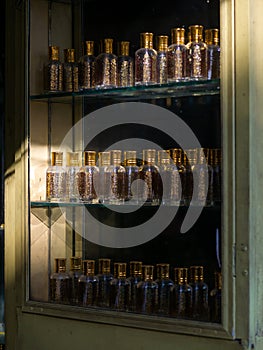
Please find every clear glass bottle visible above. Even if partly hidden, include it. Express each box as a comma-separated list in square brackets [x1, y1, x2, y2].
[205, 28, 220, 80]
[63, 48, 79, 92]
[156, 35, 168, 84]
[78, 151, 99, 203]
[181, 149, 196, 206]
[155, 263, 174, 316]
[44, 45, 63, 92]
[95, 38, 117, 89]
[135, 32, 157, 86]
[137, 265, 158, 315]
[49, 258, 70, 304]
[167, 28, 187, 82]
[97, 151, 111, 204]
[110, 262, 131, 311]
[209, 271, 222, 323]
[209, 148, 222, 204]
[138, 149, 161, 205]
[96, 258, 113, 308]
[123, 150, 139, 203]
[190, 265, 209, 321]
[109, 150, 126, 204]
[187, 25, 207, 80]
[117, 41, 134, 87]
[78, 40, 96, 90]
[68, 256, 82, 305]
[78, 259, 99, 307]
[170, 148, 186, 206]
[171, 267, 193, 319]
[46, 151, 67, 202]
[66, 151, 80, 202]
[127, 261, 143, 312]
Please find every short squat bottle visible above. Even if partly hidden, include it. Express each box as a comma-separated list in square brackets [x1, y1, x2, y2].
[63, 48, 79, 92]
[117, 41, 134, 87]
[78, 151, 99, 203]
[96, 258, 113, 308]
[44, 45, 63, 92]
[135, 32, 157, 86]
[187, 25, 207, 80]
[205, 28, 220, 80]
[127, 261, 143, 312]
[95, 38, 117, 89]
[209, 271, 222, 323]
[137, 265, 158, 315]
[190, 265, 209, 321]
[68, 256, 82, 305]
[66, 151, 80, 202]
[78, 40, 96, 90]
[49, 258, 70, 304]
[123, 150, 139, 203]
[167, 28, 187, 82]
[155, 263, 174, 316]
[156, 35, 168, 84]
[46, 151, 67, 202]
[78, 259, 99, 307]
[110, 263, 131, 311]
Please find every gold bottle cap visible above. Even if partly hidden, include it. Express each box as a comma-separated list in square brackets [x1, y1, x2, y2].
[111, 150, 122, 165]
[118, 41, 130, 56]
[67, 152, 79, 166]
[214, 271, 222, 290]
[205, 28, 219, 46]
[98, 258, 111, 274]
[143, 265, 154, 281]
[143, 149, 156, 165]
[54, 258, 67, 273]
[156, 35, 168, 51]
[171, 28, 185, 45]
[130, 261, 143, 276]
[124, 150, 137, 166]
[140, 32, 154, 49]
[51, 151, 63, 166]
[190, 265, 204, 283]
[156, 263, 170, 279]
[114, 262, 127, 278]
[157, 150, 170, 165]
[49, 45, 60, 61]
[64, 48, 75, 63]
[184, 149, 198, 165]
[188, 25, 204, 42]
[174, 267, 188, 285]
[170, 148, 182, 164]
[82, 259, 95, 276]
[98, 151, 111, 166]
[84, 40, 94, 56]
[101, 38, 114, 54]
[70, 256, 82, 270]
[84, 150, 96, 166]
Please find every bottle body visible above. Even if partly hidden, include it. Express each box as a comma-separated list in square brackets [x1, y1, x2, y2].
[78, 165, 99, 203]
[63, 49, 79, 92]
[46, 152, 67, 202]
[49, 258, 70, 304]
[78, 274, 99, 307]
[110, 263, 131, 311]
[96, 259, 113, 308]
[190, 266, 209, 321]
[167, 44, 187, 82]
[135, 47, 157, 86]
[206, 44, 220, 80]
[187, 25, 207, 80]
[155, 264, 174, 316]
[44, 46, 63, 92]
[136, 265, 158, 314]
[171, 283, 193, 319]
[79, 54, 95, 89]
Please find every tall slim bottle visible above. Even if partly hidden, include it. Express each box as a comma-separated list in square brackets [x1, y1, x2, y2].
[171, 267, 192, 319]
[181, 149, 196, 206]
[123, 150, 139, 203]
[117, 41, 134, 87]
[109, 150, 126, 204]
[110, 263, 131, 311]
[97, 151, 111, 204]
[49, 258, 70, 304]
[78, 259, 99, 307]
[63, 48, 79, 92]
[95, 38, 117, 88]
[137, 265, 158, 315]
[44, 45, 63, 92]
[209, 148, 222, 204]
[190, 265, 209, 321]
[167, 28, 187, 82]
[78, 40, 96, 90]
[96, 258, 113, 308]
[66, 151, 80, 202]
[135, 32, 157, 86]
[68, 256, 82, 305]
[170, 148, 186, 206]
[155, 263, 174, 316]
[209, 271, 222, 323]
[187, 25, 207, 80]
[156, 35, 168, 84]
[127, 261, 143, 312]
[46, 151, 67, 202]
[205, 29, 220, 80]
[78, 151, 99, 203]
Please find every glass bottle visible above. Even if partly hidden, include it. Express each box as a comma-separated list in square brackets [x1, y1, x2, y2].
[97, 151, 111, 204]
[171, 267, 193, 319]
[68, 256, 82, 305]
[123, 150, 139, 203]
[190, 265, 209, 321]
[181, 149, 196, 206]
[156, 35, 168, 84]
[78, 259, 99, 307]
[135, 32, 157, 86]
[63, 48, 79, 92]
[205, 29, 220, 80]
[167, 28, 187, 82]
[137, 265, 158, 315]
[117, 41, 134, 87]
[209, 148, 222, 204]
[46, 151, 67, 202]
[49, 258, 70, 304]
[127, 261, 143, 312]
[66, 151, 80, 202]
[110, 263, 131, 311]
[209, 271, 222, 323]
[170, 148, 186, 206]
[109, 150, 126, 204]
[95, 38, 117, 89]
[155, 263, 174, 316]
[78, 151, 99, 203]
[78, 40, 96, 90]
[44, 45, 63, 92]
[96, 258, 113, 308]
[187, 25, 207, 80]
[138, 149, 161, 205]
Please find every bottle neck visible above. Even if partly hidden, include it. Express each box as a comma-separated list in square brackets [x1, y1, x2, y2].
[171, 28, 185, 45]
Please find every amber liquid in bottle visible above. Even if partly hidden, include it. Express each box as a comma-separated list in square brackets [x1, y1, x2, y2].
[79, 40, 96, 89]
[78, 151, 99, 203]
[117, 41, 134, 87]
[110, 263, 131, 311]
[95, 38, 117, 89]
[46, 151, 67, 202]
[63, 48, 79, 92]
[44, 45, 63, 92]
[155, 263, 174, 316]
[49, 258, 70, 304]
[187, 25, 207, 80]
[156, 35, 168, 84]
[109, 150, 126, 204]
[78, 260, 99, 307]
[167, 28, 187, 82]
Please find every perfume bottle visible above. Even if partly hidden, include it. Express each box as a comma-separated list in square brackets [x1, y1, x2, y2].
[209, 148, 222, 204]
[209, 271, 222, 323]
[170, 148, 186, 206]
[63, 48, 79, 92]
[78, 151, 99, 203]
[167, 28, 187, 82]
[205, 29, 220, 80]
[78, 259, 99, 307]
[110, 263, 131, 311]
[135, 32, 157, 86]
[138, 149, 161, 205]
[44, 45, 63, 92]
[155, 263, 174, 316]
[171, 267, 193, 319]
[123, 150, 139, 203]
[68, 256, 82, 305]
[96, 258, 113, 308]
[156, 35, 168, 84]
[181, 149, 196, 206]
[66, 151, 80, 202]
[97, 151, 111, 204]
[95, 38, 117, 89]
[137, 265, 158, 314]
[108, 150, 126, 204]
[46, 151, 67, 202]
[78, 40, 96, 90]
[127, 261, 143, 312]
[49, 258, 70, 304]
[190, 265, 209, 321]
[187, 25, 207, 80]
[117, 41, 134, 87]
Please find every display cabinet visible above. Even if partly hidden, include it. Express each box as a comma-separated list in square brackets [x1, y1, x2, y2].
[5, 0, 263, 349]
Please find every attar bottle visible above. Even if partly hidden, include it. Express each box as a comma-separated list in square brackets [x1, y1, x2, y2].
[97, 151, 111, 204]
[137, 265, 158, 315]
[109, 150, 126, 204]
[96, 258, 113, 308]
[156, 35, 168, 84]
[78, 151, 99, 203]
[78, 40, 96, 89]
[167, 28, 187, 82]
[170, 148, 186, 206]
[187, 25, 207, 80]
[181, 149, 196, 206]
[110, 263, 131, 311]
[209, 148, 222, 204]
[209, 271, 222, 323]
[78, 259, 99, 307]
[68, 256, 82, 305]
[63, 48, 79, 92]
[155, 263, 174, 316]
[49, 258, 70, 304]
[127, 261, 143, 312]
[190, 265, 209, 321]
[123, 150, 139, 203]
[66, 151, 80, 202]
[44, 45, 63, 92]
[171, 267, 192, 319]
[117, 41, 134, 87]
[46, 151, 67, 202]
[205, 29, 220, 80]
[95, 38, 117, 88]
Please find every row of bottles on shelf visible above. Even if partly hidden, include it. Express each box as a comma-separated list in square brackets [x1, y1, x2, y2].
[44, 25, 220, 93]
[45, 147, 221, 206]
[49, 257, 221, 323]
